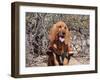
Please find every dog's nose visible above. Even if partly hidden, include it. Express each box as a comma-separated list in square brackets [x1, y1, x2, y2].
[62, 32, 65, 35]
[58, 32, 65, 37]
[60, 32, 65, 36]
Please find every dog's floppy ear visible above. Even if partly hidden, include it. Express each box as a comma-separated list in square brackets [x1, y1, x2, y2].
[65, 26, 71, 45]
[49, 24, 58, 42]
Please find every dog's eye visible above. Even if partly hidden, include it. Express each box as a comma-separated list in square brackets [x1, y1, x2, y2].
[63, 32, 65, 35]
[64, 27, 66, 29]
[59, 26, 61, 28]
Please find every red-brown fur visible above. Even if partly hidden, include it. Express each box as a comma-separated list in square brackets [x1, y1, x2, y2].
[47, 21, 73, 66]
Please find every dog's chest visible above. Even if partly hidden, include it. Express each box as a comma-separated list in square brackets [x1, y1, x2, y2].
[56, 41, 65, 53]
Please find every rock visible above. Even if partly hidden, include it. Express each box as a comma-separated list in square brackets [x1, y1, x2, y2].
[86, 39, 90, 46]
[75, 44, 80, 49]
[77, 46, 81, 52]
[85, 48, 89, 54]
[79, 27, 84, 34]
[26, 53, 33, 61]
[82, 40, 86, 46]
[81, 34, 85, 40]
[73, 35, 77, 40]
[69, 57, 81, 65]
[77, 40, 81, 45]
[29, 55, 48, 67]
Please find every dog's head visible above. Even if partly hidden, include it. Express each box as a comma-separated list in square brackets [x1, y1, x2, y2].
[49, 21, 71, 45]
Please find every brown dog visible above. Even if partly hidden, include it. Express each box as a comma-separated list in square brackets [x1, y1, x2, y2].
[47, 21, 73, 66]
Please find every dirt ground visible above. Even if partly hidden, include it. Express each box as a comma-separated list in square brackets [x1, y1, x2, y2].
[26, 55, 89, 67]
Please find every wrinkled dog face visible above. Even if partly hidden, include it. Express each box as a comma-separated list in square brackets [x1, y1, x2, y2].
[56, 21, 68, 42]
[49, 21, 70, 45]
[48, 21, 71, 66]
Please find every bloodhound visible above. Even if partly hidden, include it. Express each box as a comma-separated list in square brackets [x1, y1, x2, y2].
[47, 21, 73, 66]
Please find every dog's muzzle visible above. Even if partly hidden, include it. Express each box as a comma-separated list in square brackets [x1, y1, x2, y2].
[58, 32, 65, 42]
[58, 32, 65, 37]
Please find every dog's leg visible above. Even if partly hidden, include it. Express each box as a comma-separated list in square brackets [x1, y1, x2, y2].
[53, 53, 59, 66]
[47, 50, 55, 66]
[48, 54, 55, 66]
[63, 58, 69, 65]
